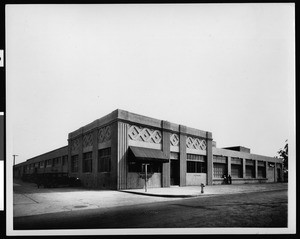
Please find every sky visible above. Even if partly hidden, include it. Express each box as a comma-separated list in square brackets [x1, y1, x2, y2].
[6, 4, 295, 165]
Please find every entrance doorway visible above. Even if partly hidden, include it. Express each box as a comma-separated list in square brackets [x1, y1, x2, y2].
[170, 159, 180, 185]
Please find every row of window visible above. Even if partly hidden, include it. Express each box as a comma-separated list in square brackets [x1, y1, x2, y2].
[128, 161, 207, 174]
[213, 163, 266, 178]
[213, 156, 259, 167]
[23, 155, 68, 171]
[21, 151, 269, 179]
[71, 148, 112, 173]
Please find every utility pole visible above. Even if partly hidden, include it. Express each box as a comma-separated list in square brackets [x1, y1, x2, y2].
[13, 154, 18, 166]
[142, 163, 149, 192]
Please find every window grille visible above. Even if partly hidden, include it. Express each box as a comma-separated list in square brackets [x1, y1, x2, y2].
[246, 159, 254, 166]
[187, 154, 206, 162]
[213, 163, 227, 178]
[213, 155, 227, 164]
[231, 157, 242, 165]
[257, 161, 265, 167]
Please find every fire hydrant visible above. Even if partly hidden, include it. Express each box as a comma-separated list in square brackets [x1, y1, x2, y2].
[200, 183, 205, 194]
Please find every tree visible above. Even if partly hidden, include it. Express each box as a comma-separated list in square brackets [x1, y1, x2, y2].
[278, 140, 288, 170]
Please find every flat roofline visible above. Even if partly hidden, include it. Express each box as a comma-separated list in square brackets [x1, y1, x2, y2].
[222, 146, 250, 150]
[25, 145, 68, 163]
[213, 147, 282, 163]
[69, 109, 211, 138]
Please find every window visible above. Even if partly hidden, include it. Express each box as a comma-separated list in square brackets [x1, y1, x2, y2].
[246, 166, 255, 178]
[258, 167, 266, 178]
[186, 154, 206, 173]
[71, 155, 79, 172]
[46, 159, 52, 167]
[213, 163, 227, 178]
[52, 157, 60, 166]
[62, 155, 68, 166]
[187, 154, 206, 162]
[231, 164, 242, 178]
[187, 161, 206, 173]
[40, 161, 44, 168]
[245, 160, 255, 178]
[170, 152, 179, 160]
[213, 155, 227, 178]
[98, 148, 111, 172]
[231, 157, 242, 165]
[257, 161, 266, 178]
[83, 152, 93, 172]
[213, 155, 227, 164]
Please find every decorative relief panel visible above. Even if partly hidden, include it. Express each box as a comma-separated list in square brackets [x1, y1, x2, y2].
[170, 134, 179, 146]
[128, 125, 161, 144]
[98, 126, 111, 143]
[186, 136, 206, 150]
[71, 138, 80, 152]
[83, 133, 93, 148]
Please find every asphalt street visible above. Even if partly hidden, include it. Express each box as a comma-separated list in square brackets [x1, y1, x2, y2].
[14, 189, 287, 230]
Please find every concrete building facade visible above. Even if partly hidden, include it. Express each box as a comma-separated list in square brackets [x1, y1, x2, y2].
[13, 109, 284, 189]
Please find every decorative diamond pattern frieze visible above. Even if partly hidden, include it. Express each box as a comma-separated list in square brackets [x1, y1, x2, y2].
[83, 133, 93, 148]
[128, 125, 162, 144]
[170, 134, 179, 146]
[98, 126, 111, 143]
[186, 136, 206, 150]
[71, 138, 80, 152]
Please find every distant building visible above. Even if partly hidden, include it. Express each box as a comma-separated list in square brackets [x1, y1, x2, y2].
[13, 109, 284, 189]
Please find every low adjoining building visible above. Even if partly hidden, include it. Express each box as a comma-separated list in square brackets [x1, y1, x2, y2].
[13, 109, 284, 189]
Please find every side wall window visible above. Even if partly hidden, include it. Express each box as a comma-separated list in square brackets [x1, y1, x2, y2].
[98, 148, 111, 172]
[257, 161, 266, 178]
[187, 161, 206, 173]
[62, 155, 68, 166]
[83, 152, 93, 173]
[71, 155, 79, 172]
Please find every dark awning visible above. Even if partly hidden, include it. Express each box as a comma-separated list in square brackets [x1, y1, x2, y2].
[129, 146, 169, 163]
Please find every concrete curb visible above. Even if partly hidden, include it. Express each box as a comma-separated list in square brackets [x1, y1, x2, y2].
[121, 188, 287, 198]
[121, 190, 199, 198]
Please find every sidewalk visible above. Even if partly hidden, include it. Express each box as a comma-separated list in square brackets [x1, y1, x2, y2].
[13, 180, 287, 218]
[122, 183, 288, 198]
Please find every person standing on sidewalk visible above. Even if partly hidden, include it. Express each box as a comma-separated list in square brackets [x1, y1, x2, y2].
[223, 174, 227, 184]
[228, 174, 232, 184]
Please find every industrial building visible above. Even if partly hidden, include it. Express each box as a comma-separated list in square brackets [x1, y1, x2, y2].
[13, 109, 283, 190]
